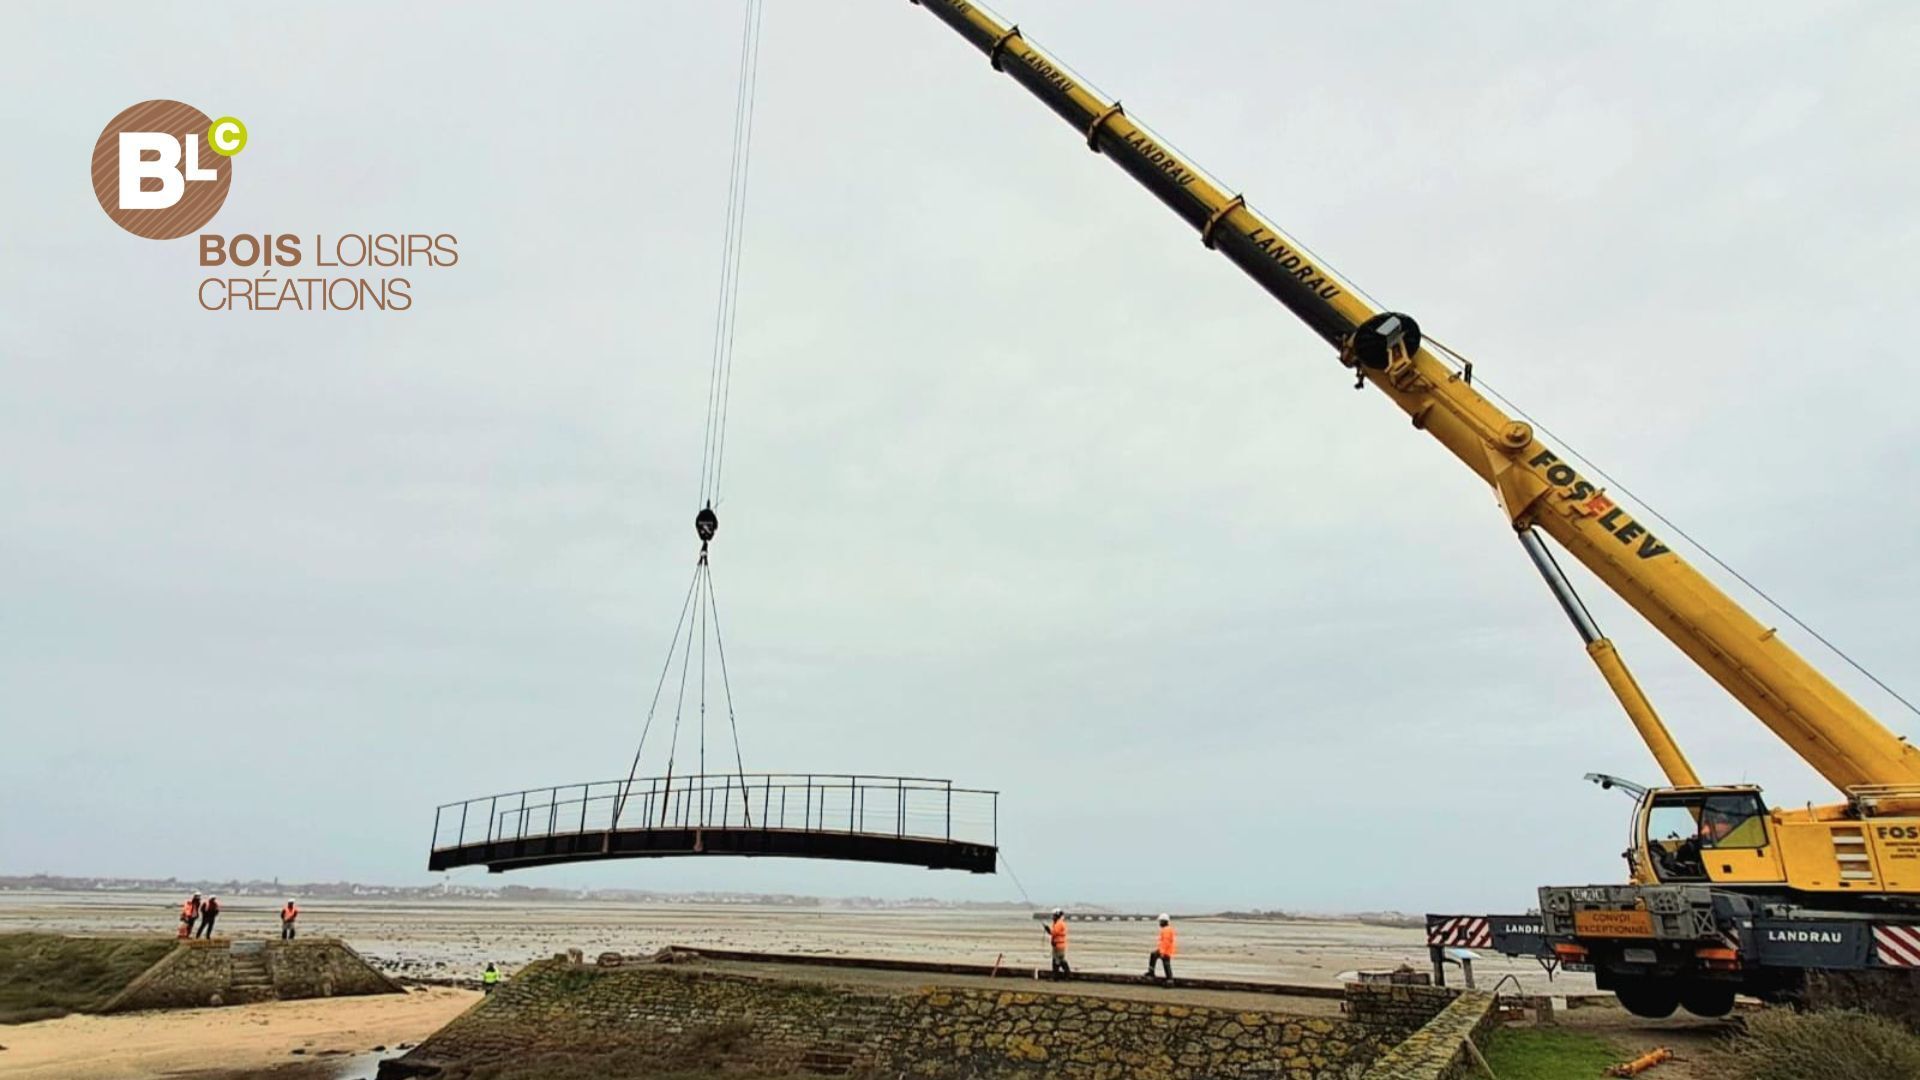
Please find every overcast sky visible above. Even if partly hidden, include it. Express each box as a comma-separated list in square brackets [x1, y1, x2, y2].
[4, 1, 1918, 915]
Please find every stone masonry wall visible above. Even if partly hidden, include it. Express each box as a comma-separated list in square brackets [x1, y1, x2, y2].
[1339, 983, 1459, 1039]
[389, 958, 1388, 1080]
[1357, 992, 1496, 1080]
[101, 938, 401, 1012]
[101, 939, 234, 1011]
[268, 939, 404, 998]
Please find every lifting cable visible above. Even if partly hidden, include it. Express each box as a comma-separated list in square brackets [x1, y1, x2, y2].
[614, 0, 768, 829]
[699, 0, 766, 511]
[995, 847, 1037, 909]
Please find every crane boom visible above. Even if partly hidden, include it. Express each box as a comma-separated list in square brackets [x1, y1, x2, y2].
[908, 0, 1920, 795]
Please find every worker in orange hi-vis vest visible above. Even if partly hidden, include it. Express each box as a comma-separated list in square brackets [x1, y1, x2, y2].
[1044, 908, 1071, 979]
[280, 899, 300, 941]
[1145, 914, 1177, 982]
[178, 894, 201, 939]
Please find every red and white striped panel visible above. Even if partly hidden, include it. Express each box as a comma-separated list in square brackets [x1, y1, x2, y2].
[1873, 925, 1920, 967]
[1427, 916, 1491, 949]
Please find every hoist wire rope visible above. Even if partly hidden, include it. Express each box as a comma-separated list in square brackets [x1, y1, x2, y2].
[697, 1, 754, 505]
[995, 847, 1036, 909]
[616, 564, 703, 824]
[1423, 334, 1920, 722]
[699, 0, 765, 507]
[710, 0, 766, 503]
[625, 0, 766, 826]
[698, 561, 710, 823]
[703, 563, 753, 822]
[663, 562, 704, 815]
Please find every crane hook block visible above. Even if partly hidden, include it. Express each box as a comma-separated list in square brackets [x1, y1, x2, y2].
[1342, 312, 1422, 373]
[695, 504, 719, 544]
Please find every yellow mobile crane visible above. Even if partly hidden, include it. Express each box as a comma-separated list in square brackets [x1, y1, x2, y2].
[905, 0, 1920, 1017]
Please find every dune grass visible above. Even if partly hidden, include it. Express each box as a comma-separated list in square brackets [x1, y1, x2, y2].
[1715, 1008, 1920, 1080]
[0, 932, 176, 1023]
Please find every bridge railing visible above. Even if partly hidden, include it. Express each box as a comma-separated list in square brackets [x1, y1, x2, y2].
[430, 774, 998, 852]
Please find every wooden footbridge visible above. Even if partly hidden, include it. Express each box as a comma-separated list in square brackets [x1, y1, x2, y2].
[430, 773, 998, 874]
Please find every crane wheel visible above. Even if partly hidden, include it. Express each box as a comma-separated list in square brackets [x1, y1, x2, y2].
[1679, 981, 1736, 1018]
[1612, 977, 1680, 1019]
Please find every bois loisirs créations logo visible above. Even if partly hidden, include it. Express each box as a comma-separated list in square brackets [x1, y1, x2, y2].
[90, 99, 459, 313]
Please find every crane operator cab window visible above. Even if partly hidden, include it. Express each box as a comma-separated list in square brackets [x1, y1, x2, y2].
[1644, 791, 1770, 882]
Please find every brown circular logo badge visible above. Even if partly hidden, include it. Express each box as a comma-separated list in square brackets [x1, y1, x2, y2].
[90, 100, 234, 239]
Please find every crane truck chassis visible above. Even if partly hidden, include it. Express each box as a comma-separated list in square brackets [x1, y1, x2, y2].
[903, 0, 1920, 1017]
[1438, 893, 1920, 1018]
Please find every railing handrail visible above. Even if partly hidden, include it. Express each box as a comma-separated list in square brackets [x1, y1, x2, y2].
[429, 770, 997, 853]
[434, 772, 997, 812]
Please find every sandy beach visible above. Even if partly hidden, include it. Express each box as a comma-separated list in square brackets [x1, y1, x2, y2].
[0, 986, 478, 1080]
[0, 890, 1597, 1079]
[0, 890, 1590, 993]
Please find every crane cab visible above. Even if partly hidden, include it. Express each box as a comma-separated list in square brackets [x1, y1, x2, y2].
[1633, 784, 1920, 895]
[1635, 785, 1787, 886]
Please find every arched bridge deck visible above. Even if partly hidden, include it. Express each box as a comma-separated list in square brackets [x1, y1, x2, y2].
[429, 774, 998, 874]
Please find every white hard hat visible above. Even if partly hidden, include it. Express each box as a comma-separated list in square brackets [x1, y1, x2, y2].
[1052, 907, 1064, 916]
[1158, 913, 1170, 923]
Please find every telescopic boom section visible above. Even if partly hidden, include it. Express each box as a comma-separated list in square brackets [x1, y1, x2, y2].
[908, 0, 1920, 796]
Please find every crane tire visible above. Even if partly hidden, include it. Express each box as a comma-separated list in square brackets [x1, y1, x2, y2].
[1613, 977, 1680, 1019]
[1679, 981, 1736, 1018]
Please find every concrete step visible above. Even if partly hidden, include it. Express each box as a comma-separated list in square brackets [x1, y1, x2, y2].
[231, 952, 273, 994]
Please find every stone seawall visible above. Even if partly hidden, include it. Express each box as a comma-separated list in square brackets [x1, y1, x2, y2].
[1339, 983, 1460, 1039]
[102, 938, 403, 1011]
[385, 957, 1388, 1079]
[1357, 992, 1496, 1080]
[268, 938, 400, 998]
[100, 939, 235, 1010]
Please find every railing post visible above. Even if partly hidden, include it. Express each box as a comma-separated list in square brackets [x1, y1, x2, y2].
[580, 784, 589, 834]
[487, 796, 498, 844]
[945, 782, 952, 842]
[516, 791, 528, 840]
[898, 777, 905, 837]
[457, 801, 469, 847]
[850, 777, 857, 833]
[805, 775, 813, 832]
[548, 788, 558, 837]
